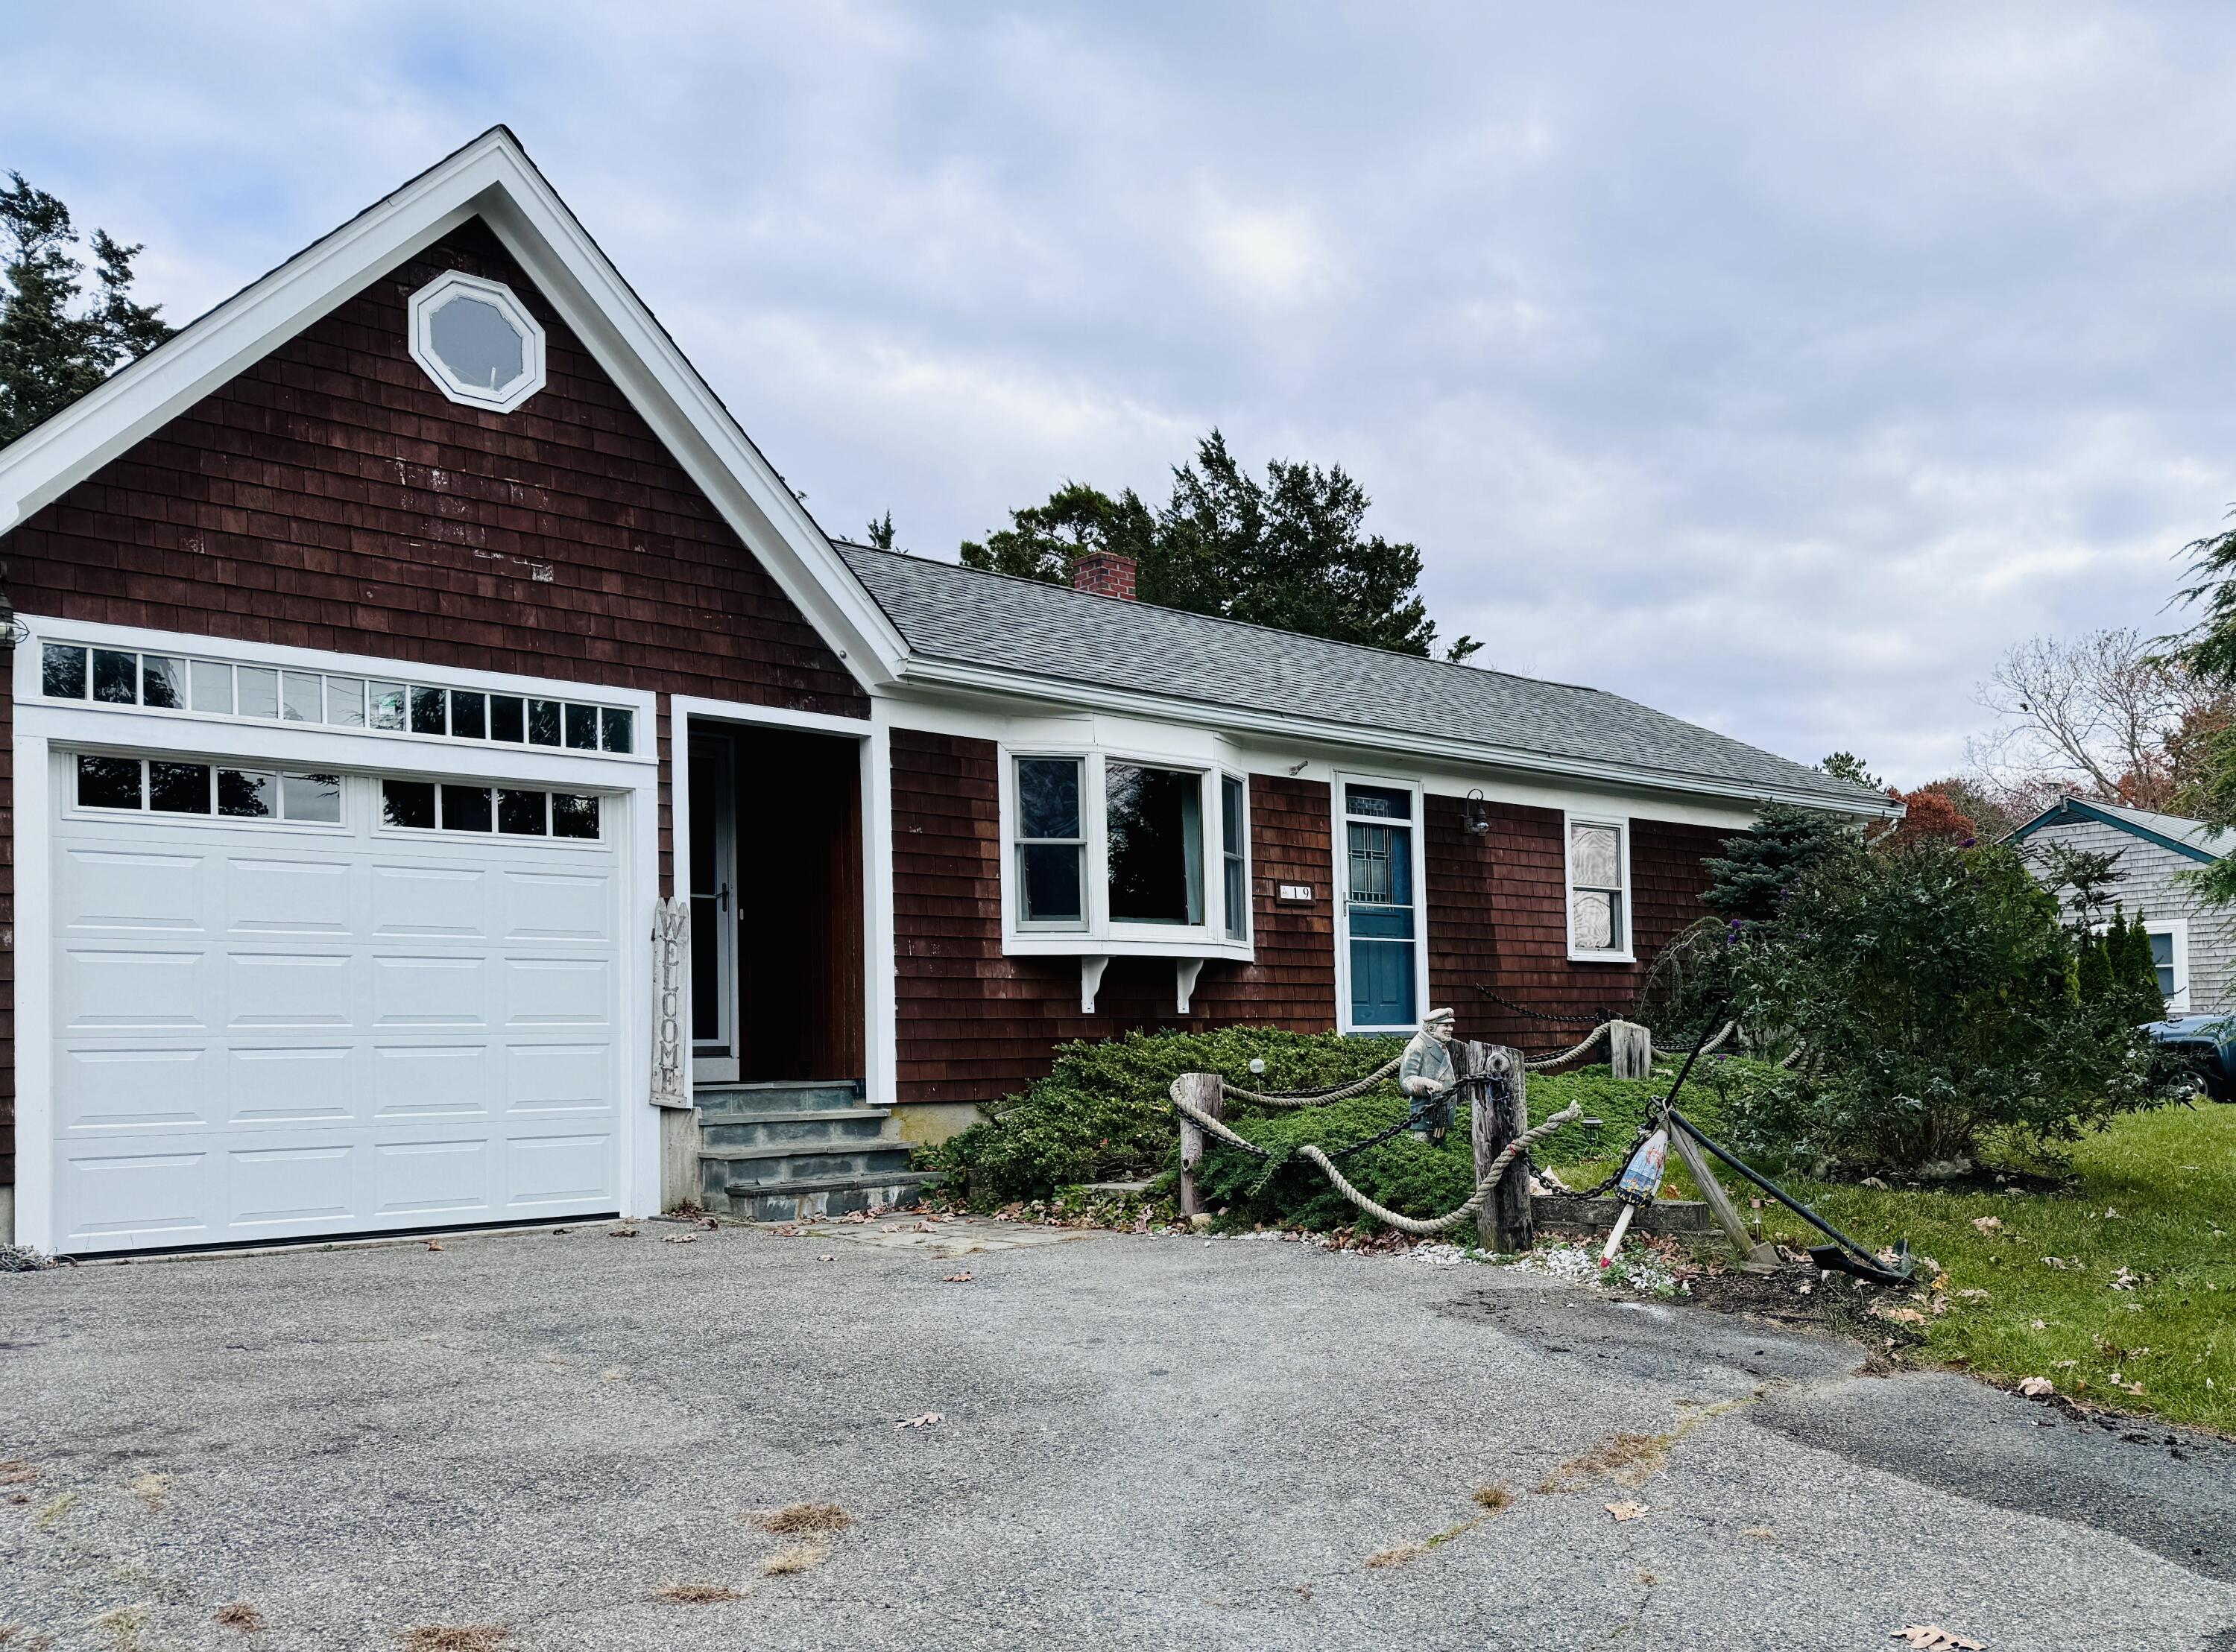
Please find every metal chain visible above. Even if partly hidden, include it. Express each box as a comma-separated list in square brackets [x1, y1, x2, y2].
[1471, 986, 1617, 1026]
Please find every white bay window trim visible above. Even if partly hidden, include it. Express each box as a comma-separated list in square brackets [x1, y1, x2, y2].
[1564, 808, 1635, 963]
[999, 746, 1254, 962]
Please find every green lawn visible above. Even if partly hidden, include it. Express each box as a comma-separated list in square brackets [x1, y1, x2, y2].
[1548, 1100, 2236, 1433]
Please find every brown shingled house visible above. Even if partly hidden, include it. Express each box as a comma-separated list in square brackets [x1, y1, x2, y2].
[0, 130, 1889, 1255]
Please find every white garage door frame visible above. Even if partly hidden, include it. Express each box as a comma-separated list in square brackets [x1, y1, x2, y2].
[10, 613, 663, 1256]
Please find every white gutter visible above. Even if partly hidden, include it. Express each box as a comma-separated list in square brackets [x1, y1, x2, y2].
[898, 655, 1901, 820]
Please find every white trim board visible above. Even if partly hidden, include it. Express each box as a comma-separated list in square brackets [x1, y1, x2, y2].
[0, 127, 909, 693]
[1330, 771, 1433, 1037]
[666, 694, 891, 1108]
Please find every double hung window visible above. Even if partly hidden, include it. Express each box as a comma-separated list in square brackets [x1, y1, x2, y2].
[1566, 816, 1632, 960]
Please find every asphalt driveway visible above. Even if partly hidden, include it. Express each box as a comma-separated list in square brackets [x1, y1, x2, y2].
[2, 1217, 2232, 1651]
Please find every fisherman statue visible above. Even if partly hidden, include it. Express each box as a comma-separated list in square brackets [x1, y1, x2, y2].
[1398, 1007, 1461, 1145]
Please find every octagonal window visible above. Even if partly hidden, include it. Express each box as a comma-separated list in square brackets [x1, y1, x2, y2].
[407, 271, 546, 413]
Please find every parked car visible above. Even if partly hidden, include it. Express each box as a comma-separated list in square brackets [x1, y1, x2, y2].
[2147, 1016, 2236, 1101]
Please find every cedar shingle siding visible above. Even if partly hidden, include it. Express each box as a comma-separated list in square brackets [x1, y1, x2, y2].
[0, 218, 862, 1188]
[892, 730, 1720, 1107]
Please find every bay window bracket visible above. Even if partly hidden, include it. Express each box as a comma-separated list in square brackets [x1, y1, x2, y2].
[1081, 955, 1111, 1015]
[1175, 957, 1205, 1015]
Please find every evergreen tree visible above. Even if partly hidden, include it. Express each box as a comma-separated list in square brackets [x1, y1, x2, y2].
[1819, 751, 1882, 790]
[961, 480, 1154, 583]
[0, 172, 171, 445]
[961, 432, 1481, 662]
[863, 510, 897, 551]
[1702, 802, 1856, 922]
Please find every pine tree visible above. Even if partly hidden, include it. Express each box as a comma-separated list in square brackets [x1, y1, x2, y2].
[1702, 803, 1856, 922]
[0, 172, 172, 445]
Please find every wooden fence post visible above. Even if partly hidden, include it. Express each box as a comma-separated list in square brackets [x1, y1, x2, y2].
[1609, 1019, 1653, 1080]
[1472, 1043, 1535, 1253]
[1176, 1072, 1223, 1218]
[1667, 1121, 1782, 1272]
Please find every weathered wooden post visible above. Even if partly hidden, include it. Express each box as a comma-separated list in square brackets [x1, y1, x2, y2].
[1471, 1043, 1534, 1253]
[1609, 1019, 1653, 1080]
[1176, 1072, 1224, 1219]
[1667, 1123, 1782, 1273]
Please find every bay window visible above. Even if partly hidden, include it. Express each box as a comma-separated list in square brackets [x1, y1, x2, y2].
[1005, 750, 1251, 956]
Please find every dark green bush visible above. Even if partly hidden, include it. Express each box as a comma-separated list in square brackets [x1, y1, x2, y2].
[924, 1028, 1403, 1206]
[1726, 834, 2176, 1171]
[926, 1016, 1784, 1229]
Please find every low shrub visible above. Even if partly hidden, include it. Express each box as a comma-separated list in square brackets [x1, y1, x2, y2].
[926, 1020, 1785, 1229]
[923, 1028, 1403, 1207]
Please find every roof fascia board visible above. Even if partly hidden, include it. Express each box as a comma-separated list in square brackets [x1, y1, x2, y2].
[2009, 797, 2217, 864]
[900, 654, 1898, 819]
[0, 128, 909, 689]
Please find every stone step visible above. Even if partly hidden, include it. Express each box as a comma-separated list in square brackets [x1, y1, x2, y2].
[695, 1080, 864, 1119]
[698, 1108, 896, 1151]
[698, 1142, 917, 1191]
[712, 1170, 941, 1224]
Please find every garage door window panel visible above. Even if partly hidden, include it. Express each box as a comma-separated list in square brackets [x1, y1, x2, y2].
[77, 755, 144, 810]
[149, 762, 212, 814]
[499, 789, 547, 835]
[443, 785, 494, 832]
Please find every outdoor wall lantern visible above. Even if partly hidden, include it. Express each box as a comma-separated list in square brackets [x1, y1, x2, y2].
[1465, 788, 1491, 835]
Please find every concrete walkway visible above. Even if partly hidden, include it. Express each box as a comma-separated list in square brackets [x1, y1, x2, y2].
[1, 1217, 2231, 1650]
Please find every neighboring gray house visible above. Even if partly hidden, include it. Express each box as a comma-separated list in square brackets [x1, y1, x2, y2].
[2010, 797, 2236, 1015]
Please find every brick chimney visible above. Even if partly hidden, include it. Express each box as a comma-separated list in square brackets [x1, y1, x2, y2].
[1072, 550, 1137, 601]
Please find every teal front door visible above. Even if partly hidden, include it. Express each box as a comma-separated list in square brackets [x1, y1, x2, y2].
[1344, 782, 1418, 1028]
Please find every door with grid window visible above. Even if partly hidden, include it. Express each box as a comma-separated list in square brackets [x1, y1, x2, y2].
[1342, 782, 1418, 1030]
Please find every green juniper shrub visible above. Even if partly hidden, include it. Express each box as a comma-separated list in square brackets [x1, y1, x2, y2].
[923, 1028, 1404, 1207]
[930, 1013, 1789, 1229]
[1193, 1058, 1775, 1230]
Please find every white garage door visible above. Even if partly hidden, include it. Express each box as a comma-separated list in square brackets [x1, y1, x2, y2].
[50, 752, 625, 1253]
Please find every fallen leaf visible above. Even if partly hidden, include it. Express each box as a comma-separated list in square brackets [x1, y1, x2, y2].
[2030, 1318, 2047, 1330]
[1970, 1216, 2002, 1233]
[1891, 1627, 1985, 1650]
[0, 1462, 37, 1487]
[129, 1471, 171, 1510]
[2041, 1256, 2079, 1270]
[775, 1225, 803, 1238]
[941, 1271, 974, 1283]
[2018, 1377, 2055, 1398]
[817, 1254, 836, 1262]
[426, 1241, 443, 1253]
[609, 1225, 638, 1238]
[2109, 1266, 2146, 1291]
[1605, 1501, 1648, 1522]
[213, 1601, 266, 1633]
[662, 1233, 698, 1246]
[896, 1412, 944, 1428]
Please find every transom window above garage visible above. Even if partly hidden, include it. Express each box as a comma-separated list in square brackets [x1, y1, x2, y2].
[40, 642, 634, 755]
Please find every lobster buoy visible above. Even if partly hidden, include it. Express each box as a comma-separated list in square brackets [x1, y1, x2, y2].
[1599, 1127, 1669, 1268]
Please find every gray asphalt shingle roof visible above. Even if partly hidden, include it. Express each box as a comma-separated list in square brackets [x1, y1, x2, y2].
[838, 544, 1884, 809]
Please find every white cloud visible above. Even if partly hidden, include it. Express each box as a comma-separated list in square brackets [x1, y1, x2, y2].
[10, 1, 2236, 788]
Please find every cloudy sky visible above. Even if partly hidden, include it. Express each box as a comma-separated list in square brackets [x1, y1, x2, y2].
[11, 3, 2236, 785]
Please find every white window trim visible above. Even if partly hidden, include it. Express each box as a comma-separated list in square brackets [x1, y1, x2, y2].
[997, 745, 1253, 962]
[1564, 809, 1635, 963]
[1220, 769, 1252, 944]
[10, 618, 663, 1256]
[1333, 772, 1432, 1036]
[407, 269, 548, 413]
[2146, 917, 2191, 1013]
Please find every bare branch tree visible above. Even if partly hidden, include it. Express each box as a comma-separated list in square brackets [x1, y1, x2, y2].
[1969, 628, 2219, 811]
